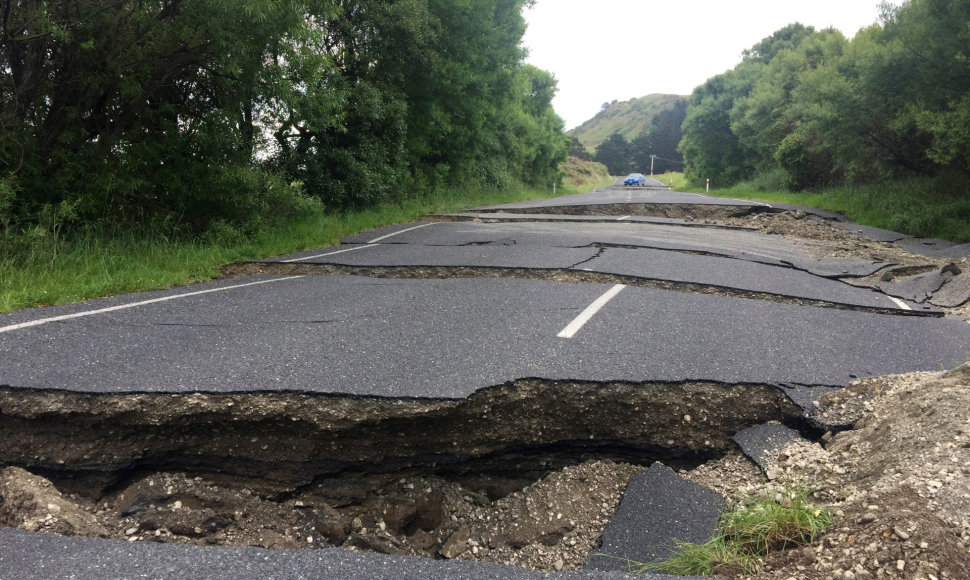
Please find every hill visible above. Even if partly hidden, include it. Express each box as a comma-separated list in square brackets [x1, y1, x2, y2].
[568, 94, 687, 153]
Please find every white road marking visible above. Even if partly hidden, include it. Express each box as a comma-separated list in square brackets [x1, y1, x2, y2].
[0, 277, 304, 335]
[617, 216, 631, 221]
[888, 297, 913, 311]
[557, 284, 626, 339]
[282, 244, 377, 263]
[368, 222, 435, 243]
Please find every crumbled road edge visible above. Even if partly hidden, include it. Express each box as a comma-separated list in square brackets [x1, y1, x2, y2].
[686, 366, 970, 580]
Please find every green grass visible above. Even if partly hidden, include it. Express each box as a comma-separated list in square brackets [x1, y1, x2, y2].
[669, 171, 970, 243]
[616, 488, 831, 576]
[0, 183, 598, 314]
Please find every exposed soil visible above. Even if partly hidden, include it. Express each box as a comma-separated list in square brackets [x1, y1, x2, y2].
[725, 365, 970, 580]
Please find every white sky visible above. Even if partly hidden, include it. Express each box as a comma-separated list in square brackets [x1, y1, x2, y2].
[522, 0, 903, 129]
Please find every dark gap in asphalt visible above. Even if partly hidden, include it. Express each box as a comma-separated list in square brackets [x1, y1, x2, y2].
[588, 242, 731, 259]
[0, 379, 816, 567]
[222, 261, 937, 317]
[469, 203, 778, 221]
[878, 264, 940, 281]
[567, 248, 606, 270]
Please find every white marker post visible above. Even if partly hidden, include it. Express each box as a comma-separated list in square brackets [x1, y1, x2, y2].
[706, 178, 710, 192]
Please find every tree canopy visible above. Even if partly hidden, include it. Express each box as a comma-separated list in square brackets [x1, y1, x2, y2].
[679, 0, 970, 191]
[0, 0, 568, 231]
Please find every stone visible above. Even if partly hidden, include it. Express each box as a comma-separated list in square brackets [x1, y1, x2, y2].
[439, 527, 470, 559]
[313, 517, 350, 546]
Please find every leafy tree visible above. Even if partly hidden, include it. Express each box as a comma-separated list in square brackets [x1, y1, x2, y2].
[630, 100, 686, 174]
[0, 0, 569, 232]
[594, 133, 633, 175]
[569, 137, 593, 161]
[679, 69, 757, 185]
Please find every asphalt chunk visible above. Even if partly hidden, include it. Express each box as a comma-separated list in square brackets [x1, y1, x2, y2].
[586, 462, 724, 572]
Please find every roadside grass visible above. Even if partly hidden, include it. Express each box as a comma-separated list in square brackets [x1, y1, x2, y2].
[561, 156, 611, 190]
[0, 180, 610, 314]
[670, 172, 970, 243]
[621, 488, 831, 576]
[652, 171, 688, 189]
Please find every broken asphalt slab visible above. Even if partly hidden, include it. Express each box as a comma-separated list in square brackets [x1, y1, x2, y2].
[337, 220, 856, 269]
[2, 275, 969, 399]
[572, 247, 909, 312]
[470, 188, 769, 211]
[586, 462, 723, 573]
[783, 257, 890, 279]
[471, 188, 851, 222]
[0, 528, 672, 580]
[930, 272, 970, 308]
[732, 422, 805, 474]
[263, 243, 603, 270]
[262, 241, 913, 313]
[877, 271, 947, 303]
[431, 212, 753, 230]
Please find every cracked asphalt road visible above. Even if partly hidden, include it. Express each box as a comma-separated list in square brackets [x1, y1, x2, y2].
[1, 275, 967, 399]
[2, 187, 970, 579]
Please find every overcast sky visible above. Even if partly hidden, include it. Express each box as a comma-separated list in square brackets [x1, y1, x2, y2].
[522, 0, 903, 129]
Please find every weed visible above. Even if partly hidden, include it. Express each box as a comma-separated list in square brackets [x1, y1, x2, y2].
[623, 488, 830, 576]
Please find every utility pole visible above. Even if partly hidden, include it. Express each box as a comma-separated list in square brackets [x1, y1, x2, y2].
[650, 154, 657, 176]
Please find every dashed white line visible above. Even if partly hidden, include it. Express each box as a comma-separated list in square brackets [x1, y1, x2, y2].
[617, 216, 631, 221]
[282, 244, 377, 263]
[557, 284, 626, 339]
[0, 277, 305, 335]
[368, 222, 435, 243]
[888, 297, 913, 311]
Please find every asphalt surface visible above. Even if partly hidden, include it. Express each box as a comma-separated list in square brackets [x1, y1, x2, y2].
[588, 463, 724, 573]
[3, 186, 970, 578]
[3, 275, 969, 398]
[0, 528, 659, 580]
[265, 241, 903, 311]
[334, 220, 872, 271]
[472, 188, 771, 210]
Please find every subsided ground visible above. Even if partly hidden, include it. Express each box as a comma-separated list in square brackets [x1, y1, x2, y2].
[1, 193, 969, 578]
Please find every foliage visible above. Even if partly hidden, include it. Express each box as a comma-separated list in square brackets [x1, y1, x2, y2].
[594, 133, 633, 175]
[0, 181, 596, 313]
[679, 0, 970, 199]
[618, 488, 831, 576]
[0, 0, 567, 233]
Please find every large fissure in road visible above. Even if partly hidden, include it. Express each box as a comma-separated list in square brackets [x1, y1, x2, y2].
[0, 380, 807, 568]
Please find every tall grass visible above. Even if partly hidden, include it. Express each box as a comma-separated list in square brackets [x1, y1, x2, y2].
[671, 172, 970, 243]
[0, 182, 604, 313]
[622, 488, 831, 576]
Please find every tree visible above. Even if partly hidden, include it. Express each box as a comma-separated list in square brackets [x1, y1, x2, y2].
[594, 133, 633, 175]
[630, 100, 686, 174]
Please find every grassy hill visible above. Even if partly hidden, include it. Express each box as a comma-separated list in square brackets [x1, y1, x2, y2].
[569, 94, 687, 153]
[560, 156, 612, 187]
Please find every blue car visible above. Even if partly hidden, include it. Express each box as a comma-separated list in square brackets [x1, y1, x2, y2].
[624, 173, 647, 186]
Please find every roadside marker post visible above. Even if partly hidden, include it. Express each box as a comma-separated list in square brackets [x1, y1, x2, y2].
[706, 178, 710, 192]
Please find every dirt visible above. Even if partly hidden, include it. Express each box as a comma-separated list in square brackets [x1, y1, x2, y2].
[3, 201, 970, 576]
[4, 367, 968, 576]
[727, 365, 970, 580]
